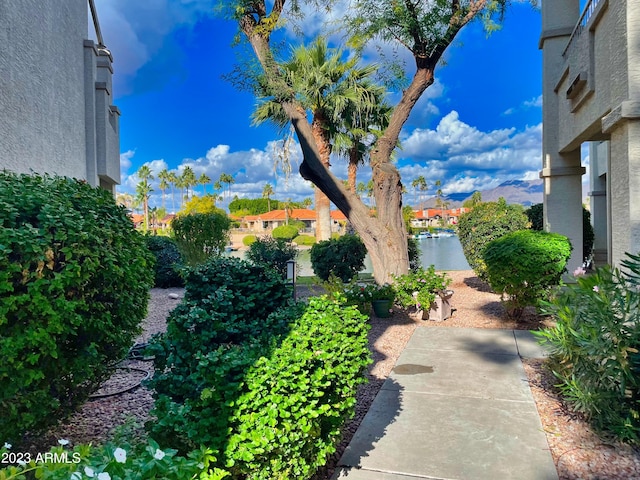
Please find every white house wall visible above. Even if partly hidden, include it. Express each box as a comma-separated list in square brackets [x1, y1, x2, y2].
[0, 0, 120, 192]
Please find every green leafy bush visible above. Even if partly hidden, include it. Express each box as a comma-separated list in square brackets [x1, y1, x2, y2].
[394, 266, 451, 310]
[272, 224, 299, 241]
[483, 230, 572, 318]
[293, 234, 316, 246]
[457, 198, 529, 281]
[535, 253, 640, 444]
[0, 173, 154, 444]
[147, 255, 371, 478]
[0, 438, 228, 479]
[526, 203, 594, 263]
[144, 235, 185, 288]
[242, 234, 257, 246]
[310, 234, 367, 282]
[246, 236, 297, 278]
[171, 212, 231, 266]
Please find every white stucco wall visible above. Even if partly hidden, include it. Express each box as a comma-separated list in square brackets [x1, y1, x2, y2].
[0, 0, 120, 191]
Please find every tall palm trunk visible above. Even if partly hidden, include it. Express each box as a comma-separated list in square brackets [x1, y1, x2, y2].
[312, 116, 332, 241]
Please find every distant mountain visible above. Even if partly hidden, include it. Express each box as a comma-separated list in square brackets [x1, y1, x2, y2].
[418, 179, 543, 209]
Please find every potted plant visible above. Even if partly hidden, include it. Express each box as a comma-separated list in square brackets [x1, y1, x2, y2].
[394, 266, 452, 321]
[368, 283, 396, 318]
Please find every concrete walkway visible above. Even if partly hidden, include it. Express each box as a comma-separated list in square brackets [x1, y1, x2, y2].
[332, 327, 558, 480]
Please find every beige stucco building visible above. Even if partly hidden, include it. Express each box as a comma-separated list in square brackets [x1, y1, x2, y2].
[0, 0, 120, 193]
[541, 0, 640, 271]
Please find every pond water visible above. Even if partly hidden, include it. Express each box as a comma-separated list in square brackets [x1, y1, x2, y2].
[230, 234, 470, 276]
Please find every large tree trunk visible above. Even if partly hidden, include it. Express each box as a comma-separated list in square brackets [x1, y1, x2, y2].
[348, 145, 358, 194]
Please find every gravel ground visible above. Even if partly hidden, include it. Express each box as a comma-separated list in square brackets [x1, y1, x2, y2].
[36, 272, 640, 478]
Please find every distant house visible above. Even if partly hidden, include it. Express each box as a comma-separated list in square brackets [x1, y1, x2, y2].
[541, 0, 640, 269]
[240, 209, 347, 235]
[411, 208, 469, 228]
[0, 0, 120, 193]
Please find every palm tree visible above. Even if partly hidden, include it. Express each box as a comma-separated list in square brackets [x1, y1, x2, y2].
[136, 165, 154, 231]
[411, 176, 428, 211]
[218, 173, 235, 199]
[262, 183, 274, 212]
[332, 70, 391, 194]
[158, 169, 171, 210]
[301, 197, 313, 209]
[198, 173, 211, 195]
[167, 171, 179, 214]
[252, 37, 383, 241]
[434, 179, 444, 223]
[181, 167, 197, 201]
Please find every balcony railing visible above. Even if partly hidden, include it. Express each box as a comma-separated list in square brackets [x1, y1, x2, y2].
[562, 0, 602, 57]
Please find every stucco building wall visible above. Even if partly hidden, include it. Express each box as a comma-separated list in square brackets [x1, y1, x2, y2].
[0, 0, 120, 192]
[541, 0, 640, 269]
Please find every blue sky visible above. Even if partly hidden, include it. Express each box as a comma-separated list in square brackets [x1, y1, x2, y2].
[95, 1, 549, 210]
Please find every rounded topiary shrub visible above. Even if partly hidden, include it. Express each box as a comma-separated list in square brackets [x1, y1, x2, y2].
[293, 234, 316, 246]
[144, 235, 184, 288]
[272, 224, 299, 241]
[457, 198, 529, 281]
[483, 230, 572, 318]
[526, 203, 594, 264]
[0, 173, 154, 444]
[310, 234, 367, 282]
[242, 234, 257, 246]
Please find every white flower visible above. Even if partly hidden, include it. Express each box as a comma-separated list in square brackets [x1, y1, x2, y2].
[58, 438, 70, 446]
[593, 285, 600, 292]
[153, 448, 166, 460]
[97, 473, 111, 480]
[70, 473, 82, 480]
[84, 466, 95, 477]
[17, 459, 26, 466]
[3, 442, 11, 450]
[113, 447, 127, 463]
[573, 267, 586, 277]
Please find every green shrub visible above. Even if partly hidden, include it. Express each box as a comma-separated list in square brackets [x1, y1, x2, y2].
[0, 173, 154, 444]
[272, 224, 299, 241]
[535, 252, 640, 444]
[394, 266, 451, 310]
[526, 203, 594, 263]
[246, 236, 297, 278]
[457, 198, 529, 281]
[242, 234, 257, 246]
[171, 212, 231, 266]
[310, 234, 367, 282]
[483, 230, 572, 318]
[147, 256, 371, 478]
[0, 438, 228, 479]
[293, 234, 316, 246]
[144, 235, 185, 288]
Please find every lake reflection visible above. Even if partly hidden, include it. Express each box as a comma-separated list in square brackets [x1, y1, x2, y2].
[230, 234, 470, 276]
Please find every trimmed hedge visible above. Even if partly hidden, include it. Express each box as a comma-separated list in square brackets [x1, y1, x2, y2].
[483, 230, 572, 318]
[146, 257, 371, 478]
[272, 224, 299, 241]
[293, 234, 316, 246]
[457, 199, 529, 281]
[0, 173, 154, 444]
[242, 234, 257, 246]
[310, 234, 367, 282]
[526, 202, 595, 263]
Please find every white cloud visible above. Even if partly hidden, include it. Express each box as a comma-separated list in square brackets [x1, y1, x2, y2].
[523, 95, 543, 108]
[397, 110, 542, 194]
